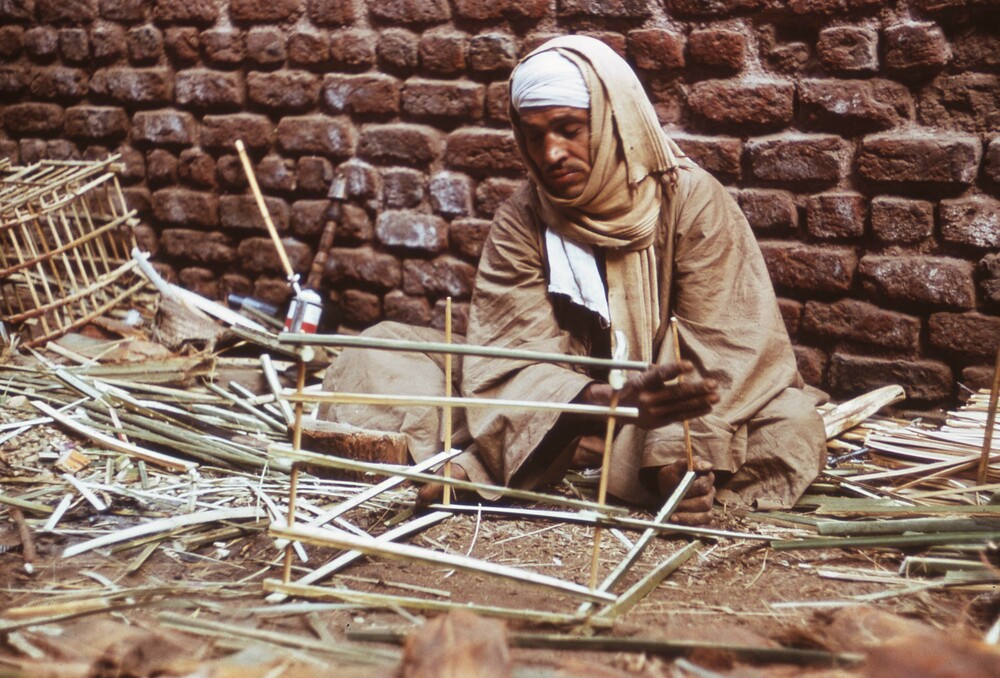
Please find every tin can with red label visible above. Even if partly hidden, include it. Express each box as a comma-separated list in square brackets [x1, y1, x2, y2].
[283, 289, 323, 333]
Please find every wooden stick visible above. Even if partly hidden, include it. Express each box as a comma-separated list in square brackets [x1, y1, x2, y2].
[10, 508, 37, 573]
[977, 344, 1000, 487]
[282, 463, 301, 584]
[589, 390, 620, 589]
[671, 316, 694, 470]
[443, 296, 453, 506]
[235, 140, 297, 285]
[269, 523, 616, 603]
[592, 540, 702, 621]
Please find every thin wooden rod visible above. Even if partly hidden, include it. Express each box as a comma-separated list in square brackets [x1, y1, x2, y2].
[283, 391, 639, 420]
[235, 139, 297, 284]
[977, 344, 1000, 486]
[443, 296, 453, 506]
[279, 332, 650, 372]
[282, 463, 301, 584]
[671, 316, 694, 470]
[589, 390, 620, 589]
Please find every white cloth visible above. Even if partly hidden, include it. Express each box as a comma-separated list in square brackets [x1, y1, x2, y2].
[510, 51, 590, 111]
[544, 228, 610, 327]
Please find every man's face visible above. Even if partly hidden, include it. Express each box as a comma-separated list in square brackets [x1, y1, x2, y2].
[518, 106, 591, 200]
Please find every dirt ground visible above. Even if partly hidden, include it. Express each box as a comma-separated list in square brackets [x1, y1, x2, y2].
[2, 391, 999, 677]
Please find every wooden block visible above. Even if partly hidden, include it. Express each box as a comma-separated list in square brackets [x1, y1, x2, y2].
[299, 420, 408, 480]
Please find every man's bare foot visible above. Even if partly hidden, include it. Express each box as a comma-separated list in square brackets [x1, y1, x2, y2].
[416, 464, 470, 510]
[657, 458, 716, 526]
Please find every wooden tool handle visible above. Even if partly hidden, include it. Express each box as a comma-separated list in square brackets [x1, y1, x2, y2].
[235, 140, 296, 282]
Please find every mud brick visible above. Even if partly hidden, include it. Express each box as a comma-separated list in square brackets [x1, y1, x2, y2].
[152, 188, 218, 227]
[162, 26, 195, 66]
[379, 29, 419, 73]
[748, 135, 845, 183]
[93, 23, 127, 61]
[99, 0, 147, 22]
[474, 177, 520, 218]
[671, 134, 741, 179]
[449, 217, 491, 259]
[146, 149, 177, 185]
[237, 236, 312, 274]
[131, 222, 158, 254]
[383, 290, 432, 326]
[0, 0, 31, 19]
[360, 124, 441, 166]
[763, 42, 810, 75]
[64, 106, 128, 139]
[277, 116, 355, 157]
[802, 299, 920, 350]
[323, 73, 401, 115]
[454, 0, 547, 19]
[559, 0, 651, 17]
[380, 168, 425, 210]
[403, 256, 476, 298]
[325, 246, 402, 287]
[930, 312, 1000, 358]
[59, 29, 90, 63]
[805, 192, 865, 239]
[161, 228, 236, 263]
[920, 73, 1000, 135]
[962, 365, 995, 393]
[982, 253, 1000, 306]
[178, 148, 216, 188]
[252, 277, 294, 306]
[177, 267, 219, 298]
[91, 67, 173, 105]
[18, 140, 47, 166]
[940, 196, 1000, 249]
[44, 140, 80, 161]
[3, 103, 64, 135]
[429, 172, 473, 218]
[987, 137, 1000, 184]
[175, 68, 244, 110]
[664, 0, 764, 16]
[342, 160, 380, 200]
[402, 79, 484, 121]
[857, 132, 980, 185]
[37, 0, 98, 24]
[291, 199, 331, 237]
[952, 26, 1000, 71]
[445, 129, 520, 174]
[627, 29, 684, 71]
[0, 67, 26, 95]
[870, 197, 934, 244]
[219, 194, 290, 231]
[816, 26, 878, 73]
[0, 140, 19, 164]
[337, 203, 374, 241]
[738, 189, 797, 233]
[376, 210, 448, 253]
[828, 353, 953, 402]
[485, 82, 510, 124]
[289, 30, 330, 66]
[201, 28, 244, 65]
[467, 33, 517, 74]
[793, 345, 827, 388]
[114, 144, 146, 182]
[247, 70, 319, 111]
[30, 67, 89, 100]
[688, 80, 794, 130]
[884, 22, 951, 72]
[215, 155, 244, 190]
[329, 29, 377, 70]
[308, 0, 355, 26]
[231, 0, 298, 22]
[799, 79, 912, 133]
[687, 29, 746, 71]
[200, 114, 273, 151]
[246, 28, 286, 66]
[153, 0, 219, 25]
[371, 0, 451, 24]
[335, 289, 380, 327]
[859, 255, 976, 310]
[0, 26, 24, 58]
[25, 27, 58, 59]
[297, 156, 333, 194]
[132, 110, 195, 146]
[759, 241, 857, 293]
[256, 154, 298, 192]
[431, 299, 469, 333]
[789, 0, 882, 12]
[127, 25, 162, 63]
[777, 298, 802, 337]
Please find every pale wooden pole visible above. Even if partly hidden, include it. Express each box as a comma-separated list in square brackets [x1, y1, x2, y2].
[671, 316, 695, 470]
[443, 297, 453, 506]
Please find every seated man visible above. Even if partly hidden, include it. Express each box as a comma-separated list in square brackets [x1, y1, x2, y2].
[322, 36, 826, 525]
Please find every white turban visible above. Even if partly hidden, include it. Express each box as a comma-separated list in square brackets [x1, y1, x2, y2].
[510, 50, 590, 111]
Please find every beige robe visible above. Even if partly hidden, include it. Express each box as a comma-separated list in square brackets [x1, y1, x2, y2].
[323, 163, 826, 509]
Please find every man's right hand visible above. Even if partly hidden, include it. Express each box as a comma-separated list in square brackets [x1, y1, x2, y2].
[579, 361, 719, 430]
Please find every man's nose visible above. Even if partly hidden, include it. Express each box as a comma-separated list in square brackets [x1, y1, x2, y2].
[543, 135, 567, 166]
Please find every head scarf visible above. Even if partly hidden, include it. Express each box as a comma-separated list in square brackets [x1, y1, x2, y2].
[508, 35, 684, 363]
[510, 51, 590, 110]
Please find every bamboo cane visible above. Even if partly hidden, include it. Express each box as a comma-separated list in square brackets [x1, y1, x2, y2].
[443, 296, 453, 506]
[589, 390, 620, 589]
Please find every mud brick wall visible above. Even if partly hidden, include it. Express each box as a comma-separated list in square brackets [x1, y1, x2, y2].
[1, 0, 998, 405]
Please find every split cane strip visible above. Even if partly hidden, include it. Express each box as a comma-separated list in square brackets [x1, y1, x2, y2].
[443, 296, 453, 506]
[589, 390, 620, 589]
[977, 344, 1000, 490]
